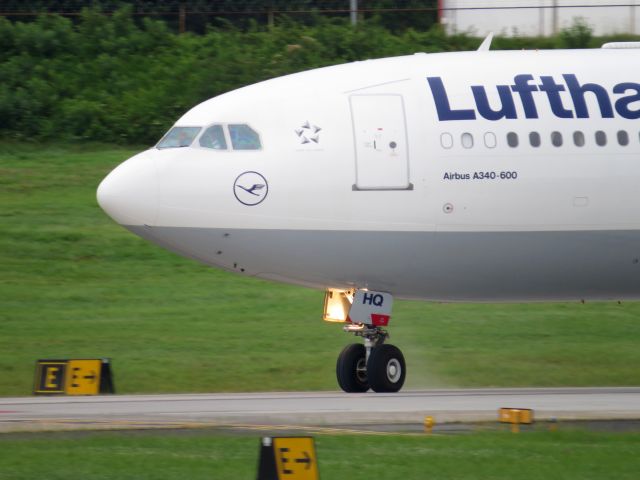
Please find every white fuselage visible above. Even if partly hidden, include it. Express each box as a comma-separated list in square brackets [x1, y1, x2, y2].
[98, 48, 640, 301]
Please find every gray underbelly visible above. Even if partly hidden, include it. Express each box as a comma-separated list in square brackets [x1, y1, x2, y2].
[126, 226, 640, 301]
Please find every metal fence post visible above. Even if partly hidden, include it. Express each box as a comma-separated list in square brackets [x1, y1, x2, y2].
[179, 2, 186, 34]
[350, 0, 358, 26]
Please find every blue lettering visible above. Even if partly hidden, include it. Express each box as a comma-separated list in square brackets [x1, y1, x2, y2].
[363, 292, 384, 307]
[511, 74, 539, 119]
[428, 74, 637, 121]
[427, 77, 476, 121]
[564, 74, 614, 119]
[538, 76, 573, 118]
[613, 82, 640, 119]
[472, 84, 517, 120]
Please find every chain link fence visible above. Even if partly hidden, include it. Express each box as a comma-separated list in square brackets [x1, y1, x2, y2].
[0, 1, 441, 32]
[3, 2, 639, 35]
[0, 1, 439, 16]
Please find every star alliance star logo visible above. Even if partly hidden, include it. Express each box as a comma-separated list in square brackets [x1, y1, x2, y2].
[295, 121, 321, 144]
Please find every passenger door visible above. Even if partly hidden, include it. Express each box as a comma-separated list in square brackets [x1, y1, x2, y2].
[350, 94, 411, 190]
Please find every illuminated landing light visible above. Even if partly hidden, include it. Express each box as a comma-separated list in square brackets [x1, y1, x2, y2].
[322, 288, 354, 322]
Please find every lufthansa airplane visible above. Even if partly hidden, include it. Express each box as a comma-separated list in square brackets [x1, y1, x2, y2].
[98, 38, 640, 393]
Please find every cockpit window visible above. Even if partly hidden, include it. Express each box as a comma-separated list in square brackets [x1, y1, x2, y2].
[157, 126, 201, 149]
[199, 124, 227, 150]
[228, 124, 261, 150]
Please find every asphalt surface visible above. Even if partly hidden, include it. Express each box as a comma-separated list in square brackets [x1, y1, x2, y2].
[2, 387, 640, 433]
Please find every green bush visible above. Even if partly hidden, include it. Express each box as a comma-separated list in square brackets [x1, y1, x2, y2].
[0, 8, 635, 145]
[559, 18, 593, 49]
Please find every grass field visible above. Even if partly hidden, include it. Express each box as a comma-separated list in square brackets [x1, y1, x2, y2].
[1, 144, 640, 396]
[2, 429, 640, 480]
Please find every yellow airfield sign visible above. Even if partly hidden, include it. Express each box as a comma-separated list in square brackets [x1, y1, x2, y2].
[33, 361, 67, 394]
[257, 437, 319, 480]
[34, 359, 115, 395]
[65, 359, 102, 395]
[499, 408, 534, 425]
[273, 437, 318, 480]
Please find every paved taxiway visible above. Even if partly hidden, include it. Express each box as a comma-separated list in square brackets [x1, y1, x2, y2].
[2, 388, 640, 432]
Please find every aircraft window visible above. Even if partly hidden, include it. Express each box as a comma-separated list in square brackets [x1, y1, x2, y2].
[461, 132, 474, 149]
[440, 133, 453, 149]
[529, 132, 541, 147]
[617, 130, 629, 146]
[551, 131, 563, 147]
[157, 126, 201, 149]
[229, 124, 261, 150]
[507, 132, 518, 148]
[199, 124, 227, 150]
[484, 132, 497, 148]
[595, 130, 607, 146]
[573, 131, 585, 147]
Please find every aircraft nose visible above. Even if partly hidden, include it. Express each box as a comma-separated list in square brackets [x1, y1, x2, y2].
[97, 151, 158, 226]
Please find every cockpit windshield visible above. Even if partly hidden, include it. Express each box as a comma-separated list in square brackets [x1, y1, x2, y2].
[157, 126, 201, 149]
[229, 124, 261, 150]
[199, 125, 227, 150]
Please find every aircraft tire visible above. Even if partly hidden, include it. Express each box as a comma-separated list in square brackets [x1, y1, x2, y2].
[367, 344, 406, 393]
[336, 343, 369, 393]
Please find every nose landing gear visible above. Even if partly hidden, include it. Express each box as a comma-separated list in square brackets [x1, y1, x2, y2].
[327, 289, 406, 393]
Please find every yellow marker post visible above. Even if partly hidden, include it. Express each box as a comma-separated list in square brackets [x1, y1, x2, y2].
[511, 413, 521, 434]
[424, 415, 435, 434]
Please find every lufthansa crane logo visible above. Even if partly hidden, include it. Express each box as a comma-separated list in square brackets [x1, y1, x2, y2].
[233, 171, 269, 206]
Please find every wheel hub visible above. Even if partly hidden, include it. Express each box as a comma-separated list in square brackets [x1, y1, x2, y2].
[355, 358, 367, 383]
[386, 359, 402, 383]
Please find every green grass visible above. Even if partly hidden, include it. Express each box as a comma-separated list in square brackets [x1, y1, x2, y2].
[1, 144, 640, 396]
[2, 429, 640, 480]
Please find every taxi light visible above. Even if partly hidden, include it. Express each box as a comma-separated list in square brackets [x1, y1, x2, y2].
[323, 288, 353, 322]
